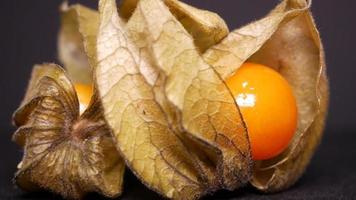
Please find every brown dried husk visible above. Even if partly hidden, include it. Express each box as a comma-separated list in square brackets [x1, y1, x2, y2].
[12, 0, 328, 199]
[203, 0, 329, 192]
[12, 64, 124, 199]
[12, 4, 125, 199]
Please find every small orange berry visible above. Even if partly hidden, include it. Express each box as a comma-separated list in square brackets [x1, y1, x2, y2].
[226, 63, 297, 160]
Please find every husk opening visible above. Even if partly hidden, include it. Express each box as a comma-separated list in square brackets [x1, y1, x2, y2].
[203, 0, 329, 192]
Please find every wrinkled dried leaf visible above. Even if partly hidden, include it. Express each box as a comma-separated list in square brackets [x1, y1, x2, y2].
[135, 0, 252, 189]
[126, 0, 217, 188]
[58, 3, 99, 84]
[96, 0, 208, 199]
[123, 0, 219, 192]
[96, 0, 251, 198]
[203, 0, 329, 192]
[120, 0, 229, 52]
[13, 64, 124, 199]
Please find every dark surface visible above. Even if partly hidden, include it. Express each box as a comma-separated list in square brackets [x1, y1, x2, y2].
[1, 0, 356, 199]
[1, 129, 355, 199]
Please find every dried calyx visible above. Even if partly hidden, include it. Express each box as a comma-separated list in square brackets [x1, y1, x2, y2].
[12, 4, 125, 199]
[12, 64, 125, 199]
[12, 0, 328, 199]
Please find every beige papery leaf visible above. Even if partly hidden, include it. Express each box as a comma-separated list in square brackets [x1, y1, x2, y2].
[96, 0, 209, 199]
[133, 0, 252, 189]
[120, 0, 229, 52]
[58, 3, 99, 84]
[203, 0, 329, 192]
[12, 64, 124, 199]
[96, 0, 252, 199]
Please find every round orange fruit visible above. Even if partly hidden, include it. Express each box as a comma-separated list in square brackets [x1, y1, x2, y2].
[226, 63, 298, 160]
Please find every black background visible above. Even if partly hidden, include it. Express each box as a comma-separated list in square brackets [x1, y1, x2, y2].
[0, 0, 355, 199]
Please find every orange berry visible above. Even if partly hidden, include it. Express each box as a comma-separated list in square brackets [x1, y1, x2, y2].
[74, 83, 93, 114]
[226, 63, 297, 160]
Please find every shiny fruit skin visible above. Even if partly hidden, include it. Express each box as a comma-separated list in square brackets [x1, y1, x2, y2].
[226, 63, 297, 160]
[74, 84, 93, 114]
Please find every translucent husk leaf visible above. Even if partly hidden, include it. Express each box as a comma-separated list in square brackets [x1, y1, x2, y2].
[58, 3, 99, 84]
[96, 0, 252, 199]
[203, 0, 329, 192]
[120, 0, 229, 52]
[12, 63, 125, 199]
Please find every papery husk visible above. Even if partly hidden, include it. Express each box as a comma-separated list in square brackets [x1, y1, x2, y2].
[131, 0, 252, 189]
[13, 0, 328, 199]
[58, 3, 99, 84]
[96, 0, 207, 199]
[12, 63, 125, 199]
[13, 3, 126, 199]
[203, 0, 329, 192]
[95, 0, 251, 199]
[120, 0, 229, 52]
